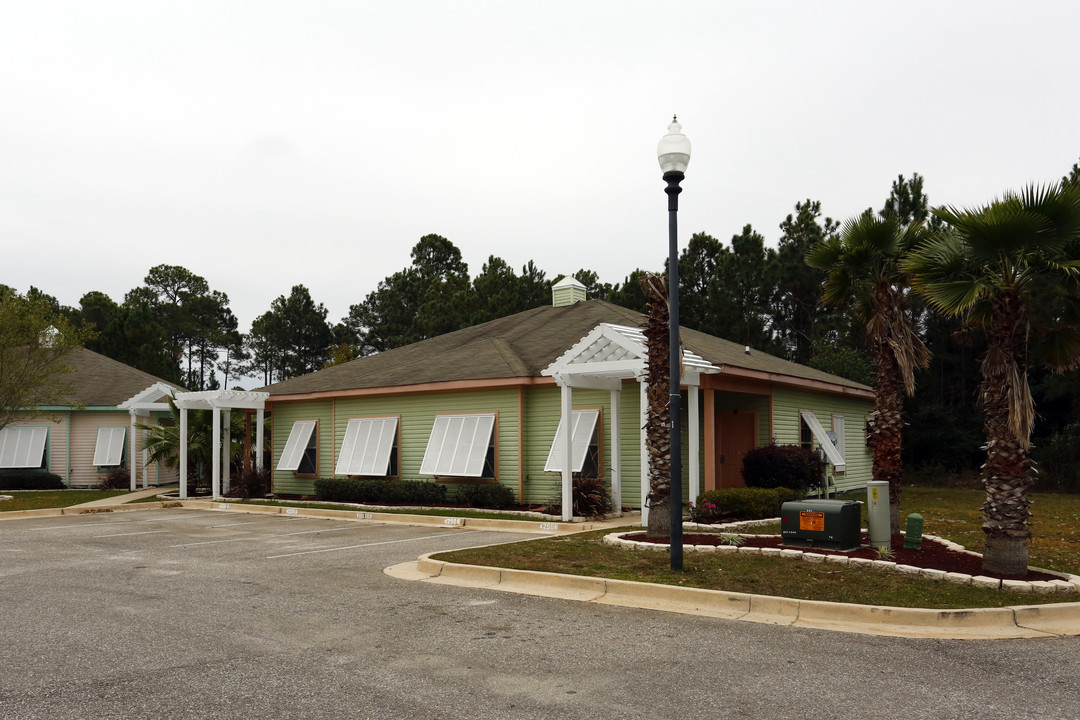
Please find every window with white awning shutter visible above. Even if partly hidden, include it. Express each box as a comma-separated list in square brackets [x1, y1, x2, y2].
[799, 411, 846, 473]
[0, 427, 48, 469]
[335, 417, 399, 477]
[543, 409, 600, 474]
[92, 427, 127, 467]
[277, 420, 317, 473]
[420, 413, 496, 478]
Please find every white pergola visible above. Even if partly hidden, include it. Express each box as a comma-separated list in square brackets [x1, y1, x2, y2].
[118, 382, 179, 491]
[173, 390, 269, 499]
[541, 323, 719, 524]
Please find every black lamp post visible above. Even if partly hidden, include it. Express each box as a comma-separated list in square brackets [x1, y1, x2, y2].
[657, 116, 691, 571]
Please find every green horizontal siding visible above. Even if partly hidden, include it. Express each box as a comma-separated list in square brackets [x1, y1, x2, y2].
[271, 388, 520, 498]
[771, 388, 874, 492]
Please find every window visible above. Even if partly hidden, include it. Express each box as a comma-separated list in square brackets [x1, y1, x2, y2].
[799, 411, 846, 472]
[93, 427, 127, 467]
[0, 427, 48, 469]
[420, 413, 496, 478]
[336, 417, 399, 477]
[277, 420, 318, 474]
[544, 409, 601, 477]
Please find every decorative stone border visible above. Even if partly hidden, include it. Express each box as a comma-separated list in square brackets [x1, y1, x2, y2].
[604, 524, 1080, 595]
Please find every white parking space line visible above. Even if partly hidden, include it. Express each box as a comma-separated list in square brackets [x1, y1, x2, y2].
[209, 522, 260, 528]
[93, 529, 171, 539]
[169, 538, 250, 548]
[266, 531, 480, 559]
[279, 525, 363, 536]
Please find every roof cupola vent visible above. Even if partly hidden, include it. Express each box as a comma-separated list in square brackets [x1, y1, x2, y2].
[552, 276, 587, 307]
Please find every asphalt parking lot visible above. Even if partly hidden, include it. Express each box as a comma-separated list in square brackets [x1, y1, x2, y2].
[2, 507, 1080, 720]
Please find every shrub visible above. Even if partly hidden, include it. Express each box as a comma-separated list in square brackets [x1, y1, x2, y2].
[229, 467, 271, 499]
[0, 471, 66, 490]
[545, 476, 612, 519]
[456, 482, 517, 509]
[741, 444, 824, 493]
[695, 487, 804, 521]
[313, 477, 447, 505]
[98, 469, 131, 490]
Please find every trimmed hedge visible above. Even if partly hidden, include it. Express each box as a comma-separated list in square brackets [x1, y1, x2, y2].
[741, 443, 824, 493]
[456, 482, 516, 509]
[694, 487, 804, 522]
[313, 477, 447, 505]
[0, 471, 66, 490]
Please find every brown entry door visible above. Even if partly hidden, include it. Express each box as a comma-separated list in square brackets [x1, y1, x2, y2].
[718, 410, 757, 488]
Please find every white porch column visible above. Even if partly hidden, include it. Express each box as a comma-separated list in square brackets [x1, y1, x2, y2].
[639, 378, 648, 527]
[256, 408, 265, 471]
[128, 410, 138, 491]
[179, 406, 189, 500]
[560, 383, 573, 522]
[222, 409, 232, 495]
[609, 386, 621, 516]
[211, 408, 221, 499]
[688, 385, 700, 505]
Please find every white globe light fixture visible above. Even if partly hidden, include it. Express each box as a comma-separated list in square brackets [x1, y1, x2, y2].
[657, 116, 692, 174]
[657, 116, 690, 571]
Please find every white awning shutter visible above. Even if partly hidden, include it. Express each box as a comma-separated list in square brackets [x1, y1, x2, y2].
[277, 420, 317, 471]
[544, 409, 600, 472]
[0, 427, 48, 469]
[92, 427, 127, 466]
[800, 411, 846, 472]
[420, 414, 496, 477]
[335, 417, 398, 476]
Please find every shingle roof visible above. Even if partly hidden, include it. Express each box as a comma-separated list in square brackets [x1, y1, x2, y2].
[259, 299, 870, 396]
[59, 349, 184, 407]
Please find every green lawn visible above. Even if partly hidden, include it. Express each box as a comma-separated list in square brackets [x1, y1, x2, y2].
[0, 490, 130, 512]
[434, 484, 1080, 609]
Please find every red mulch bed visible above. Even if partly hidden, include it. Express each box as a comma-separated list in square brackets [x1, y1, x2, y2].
[624, 531, 1061, 583]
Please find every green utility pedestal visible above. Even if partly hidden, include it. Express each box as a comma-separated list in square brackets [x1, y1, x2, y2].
[904, 513, 924, 550]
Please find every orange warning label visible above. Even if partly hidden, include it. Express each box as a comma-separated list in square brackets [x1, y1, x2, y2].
[799, 511, 825, 532]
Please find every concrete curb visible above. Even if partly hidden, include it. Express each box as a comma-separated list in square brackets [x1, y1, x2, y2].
[396, 554, 1080, 639]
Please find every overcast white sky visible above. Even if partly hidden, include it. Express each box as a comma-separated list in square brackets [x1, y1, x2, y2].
[3, 0, 1079, 337]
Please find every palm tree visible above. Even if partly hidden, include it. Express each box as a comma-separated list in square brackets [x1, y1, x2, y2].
[639, 273, 673, 539]
[904, 184, 1080, 576]
[137, 399, 231, 492]
[807, 212, 930, 534]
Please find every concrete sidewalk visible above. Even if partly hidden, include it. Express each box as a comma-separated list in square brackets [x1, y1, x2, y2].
[68, 484, 177, 508]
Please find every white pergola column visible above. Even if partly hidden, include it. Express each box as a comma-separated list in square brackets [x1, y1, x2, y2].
[688, 384, 700, 505]
[639, 378, 649, 527]
[221, 409, 232, 495]
[609, 386, 621, 516]
[255, 408, 265, 471]
[179, 406, 189, 500]
[211, 408, 222, 499]
[128, 410, 138, 491]
[560, 383, 573, 522]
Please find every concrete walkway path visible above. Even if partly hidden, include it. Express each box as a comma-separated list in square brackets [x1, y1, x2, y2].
[68, 484, 177, 508]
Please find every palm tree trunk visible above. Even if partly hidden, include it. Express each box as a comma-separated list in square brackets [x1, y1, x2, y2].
[869, 340, 904, 534]
[980, 293, 1034, 577]
[640, 274, 673, 539]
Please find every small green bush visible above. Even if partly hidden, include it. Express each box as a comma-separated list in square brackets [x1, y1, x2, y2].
[98, 469, 131, 490]
[545, 476, 612, 519]
[695, 487, 804, 521]
[741, 444, 824, 493]
[313, 477, 448, 505]
[456, 482, 517, 508]
[0, 471, 66, 490]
